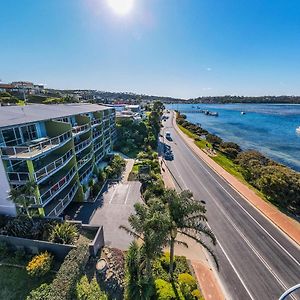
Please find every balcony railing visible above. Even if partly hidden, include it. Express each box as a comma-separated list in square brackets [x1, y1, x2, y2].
[34, 150, 74, 182]
[0, 132, 72, 159]
[91, 118, 102, 127]
[7, 172, 30, 183]
[95, 153, 104, 165]
[47, 183, 79, 217]
[40, 166, 77, 204]
[75, 138, 92, 154]
[77, 152, 93, 169]
[79, 165, 93, 183]
[94, 141, 103, 152]
[72, 124, 90, 136]
[93, 130, 103, 140]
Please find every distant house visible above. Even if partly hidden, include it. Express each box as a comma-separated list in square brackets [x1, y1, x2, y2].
[0, 81, 45, 95]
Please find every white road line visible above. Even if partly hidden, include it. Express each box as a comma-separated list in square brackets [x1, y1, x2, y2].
[176, 124, 300, 267]
[206, 223, 256, 300]
[109, 186, 118, 204]
[164, 116, 300, 298]
[124, 184, 131, 205]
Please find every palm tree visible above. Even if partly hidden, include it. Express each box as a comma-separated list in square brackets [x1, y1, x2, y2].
[120, 199, 170, 286]
[162, 189, 218, 281]
[9, 181, 37, 218]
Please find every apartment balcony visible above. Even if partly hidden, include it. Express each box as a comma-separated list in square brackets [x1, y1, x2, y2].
[92, 130, 103, 140]
[95, 152, 104, 166]
[91, 118, 102, 127]
[79, 164, 94, 183]
[0, 132, 72, 160]
[34, 150, 74, 183]
[46, 182, 79, 217]
[39, 166, 77, 205]
[7, 171, 30, 184]
[75, 137, 92, 154]
[94, 141, 103, 152]
[77, 152, 94, 170]
[72, 124, 90, 137]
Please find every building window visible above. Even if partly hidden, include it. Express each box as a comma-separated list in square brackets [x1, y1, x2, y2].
[21, 124, 38, 143]
[1, 127, 22, 146]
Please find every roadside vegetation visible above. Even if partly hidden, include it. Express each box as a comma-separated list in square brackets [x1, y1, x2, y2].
[176, 112, 300, 215]
[120, 188, 214, 299]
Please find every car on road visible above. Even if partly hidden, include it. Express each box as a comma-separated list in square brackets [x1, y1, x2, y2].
[165, 131, 172, 141]
[164, 152, 174, 160]
[164, 150, 174, 160]
[164, 144, 171, 151]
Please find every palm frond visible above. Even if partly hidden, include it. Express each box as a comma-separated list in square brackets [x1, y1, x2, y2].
[119, 225, 144, 240]
[179, 230, 219, 270]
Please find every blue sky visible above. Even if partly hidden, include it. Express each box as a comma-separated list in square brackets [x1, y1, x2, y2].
[1, 0, 300, 98]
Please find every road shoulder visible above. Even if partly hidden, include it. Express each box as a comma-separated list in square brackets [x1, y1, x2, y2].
[172, 111, 300, 246]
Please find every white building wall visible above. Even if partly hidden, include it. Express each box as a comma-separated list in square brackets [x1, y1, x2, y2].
[0, 159, 16, 216]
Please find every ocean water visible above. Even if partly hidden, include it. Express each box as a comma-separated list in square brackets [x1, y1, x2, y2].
[166, 103, 300, 172]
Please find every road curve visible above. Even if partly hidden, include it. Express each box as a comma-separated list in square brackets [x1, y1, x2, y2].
[161, 111, 300, 300]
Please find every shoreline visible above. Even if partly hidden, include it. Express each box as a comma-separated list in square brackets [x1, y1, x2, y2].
[172, 111, 300, 245]
[167, 103, 300, 172]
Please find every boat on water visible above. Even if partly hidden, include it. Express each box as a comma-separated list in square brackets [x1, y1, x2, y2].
[241, 111, 246, 115]
[296, 126, 300, 134]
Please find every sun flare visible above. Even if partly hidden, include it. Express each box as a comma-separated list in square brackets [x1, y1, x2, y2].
[107, 0, 134, 15]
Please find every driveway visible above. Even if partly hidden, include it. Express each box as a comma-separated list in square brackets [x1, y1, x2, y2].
[65, 180, 141, 250]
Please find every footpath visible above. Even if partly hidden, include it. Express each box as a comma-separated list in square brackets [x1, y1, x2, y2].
[159, 157, 225, 300]
[172, 112, 300, 246]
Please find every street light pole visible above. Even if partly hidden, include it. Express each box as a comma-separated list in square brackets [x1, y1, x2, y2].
[279, 284, 300, 300]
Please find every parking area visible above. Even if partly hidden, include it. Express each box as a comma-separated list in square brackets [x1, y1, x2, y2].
[64, 180, 142, 250]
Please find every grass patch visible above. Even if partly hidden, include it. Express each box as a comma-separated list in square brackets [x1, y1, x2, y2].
[0, 265, 54, 300]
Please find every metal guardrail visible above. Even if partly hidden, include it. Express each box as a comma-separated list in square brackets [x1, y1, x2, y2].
[75, 138, 92, 154]
[78, 152, 94, 169]
[40, 166, 77, 204]
[72, 124, 90, 136]
[47, 183, 79, 217]
[34, 150, 73, 182]
[1, 132, 72, 159]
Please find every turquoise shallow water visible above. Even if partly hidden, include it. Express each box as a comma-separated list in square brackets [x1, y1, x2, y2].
[166, 103, 300, 171]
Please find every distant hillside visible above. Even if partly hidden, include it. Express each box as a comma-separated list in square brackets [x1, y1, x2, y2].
[188, 96, 300, 104]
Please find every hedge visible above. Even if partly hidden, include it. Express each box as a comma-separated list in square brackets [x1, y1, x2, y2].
[47, 244, 89, 300]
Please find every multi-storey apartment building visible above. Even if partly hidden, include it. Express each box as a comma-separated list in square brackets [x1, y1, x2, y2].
[0, 104, 116, 217]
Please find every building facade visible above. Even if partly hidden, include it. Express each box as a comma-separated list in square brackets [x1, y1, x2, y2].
[0, 104, 116, 217]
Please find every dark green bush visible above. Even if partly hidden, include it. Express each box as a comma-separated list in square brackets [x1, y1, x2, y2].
[48, 244, 89, 300]
[49, 222, 79, 245]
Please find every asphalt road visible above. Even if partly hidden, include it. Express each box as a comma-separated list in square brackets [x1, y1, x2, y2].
[161, 112, 300, 300]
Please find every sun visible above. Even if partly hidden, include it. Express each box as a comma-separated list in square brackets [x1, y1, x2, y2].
[107, 0, 134, 15]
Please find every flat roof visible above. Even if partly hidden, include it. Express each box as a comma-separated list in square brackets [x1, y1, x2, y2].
[0, 103, 112, 128]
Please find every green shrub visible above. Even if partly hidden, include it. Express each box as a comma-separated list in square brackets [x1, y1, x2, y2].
[155, 279, 184, 300]
[26, 283, 51, 300]
[192, 289, 204, 300]
[178, 273, 197, 290]
[76, 275, 108, 300]
[49, 222, 79, 245]
[48, 244, 89, 300]
[0, 241, 9, 258]
[26, 251, 53, 277]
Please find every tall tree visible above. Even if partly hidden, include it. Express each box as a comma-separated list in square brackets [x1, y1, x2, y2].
[120, 198, 170, 297]
[162, 189, 218, 281]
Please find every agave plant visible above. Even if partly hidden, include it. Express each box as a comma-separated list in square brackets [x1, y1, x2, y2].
[49, 222, 79, 245]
